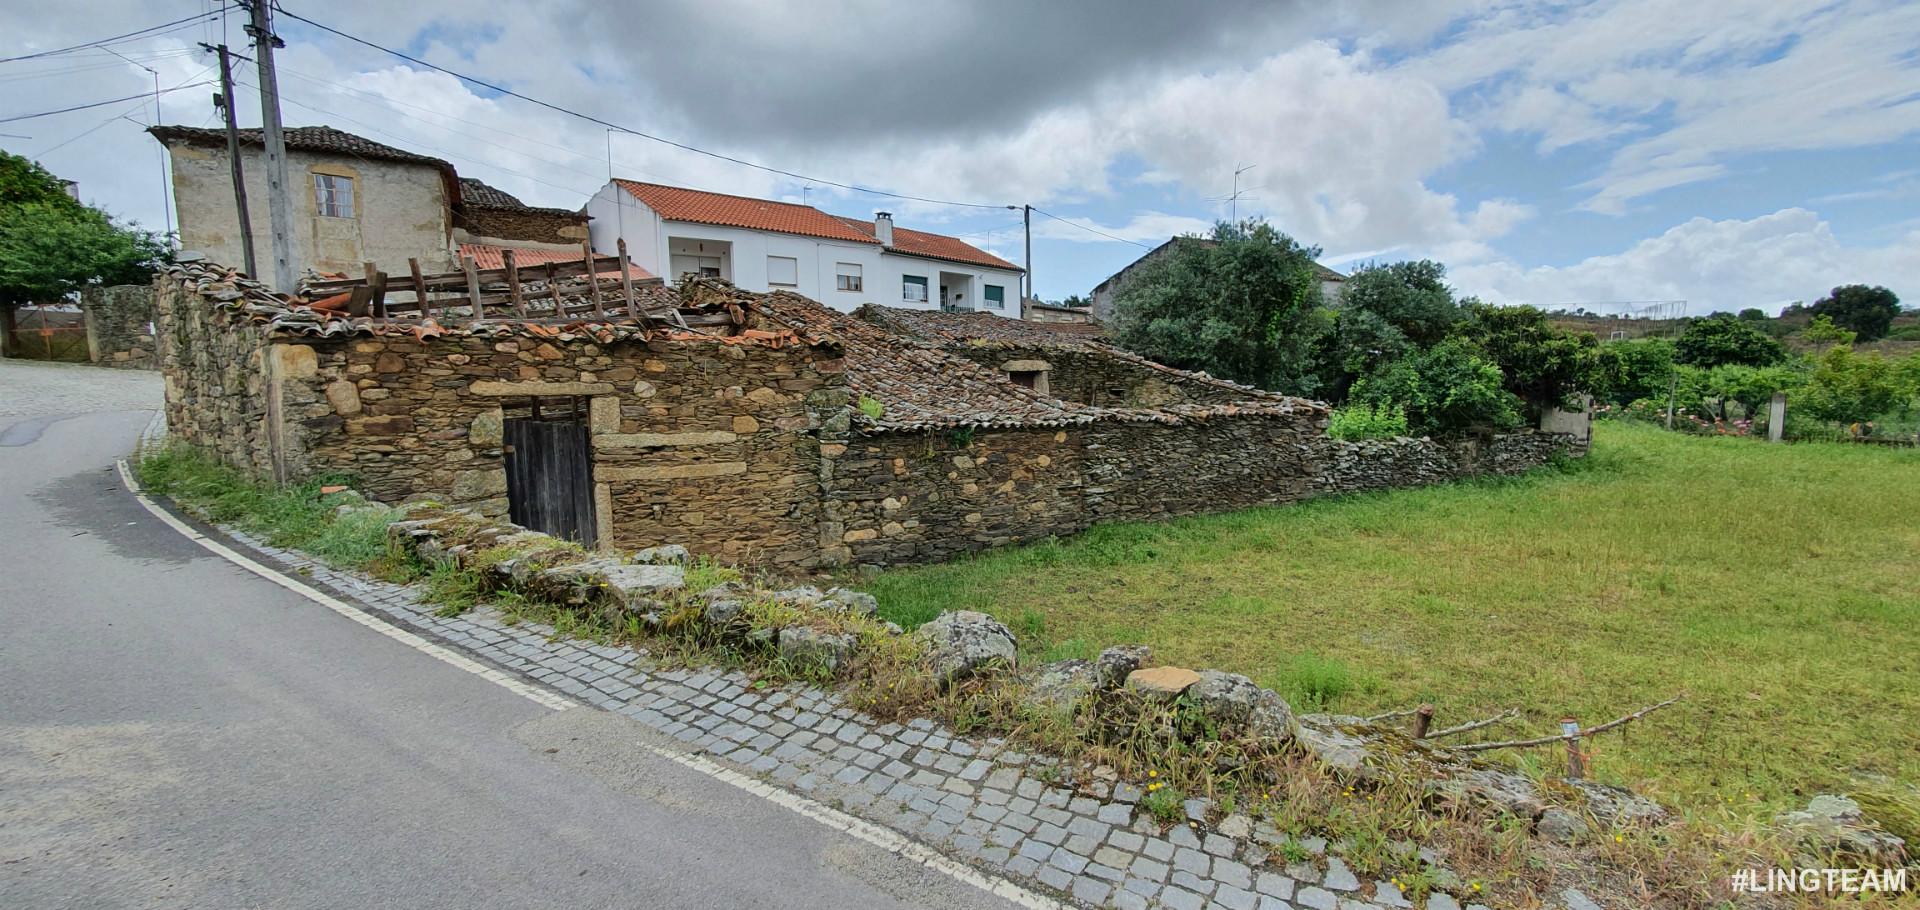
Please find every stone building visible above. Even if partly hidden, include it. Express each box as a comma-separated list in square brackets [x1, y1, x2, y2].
[149, 125, 602, 284]
[154, 259, 1580, 571]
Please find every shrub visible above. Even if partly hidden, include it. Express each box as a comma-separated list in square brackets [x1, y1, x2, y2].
[1592, 337, 1676, 406]
[1455, 302, 1599, 417]
[1675, 314, 1787, 368]
[1801, 314, 1856, 346]
[1797, 345, 1903, 427]
[1327, 403, 1410, 440]
[1350, 339, 1521, 436]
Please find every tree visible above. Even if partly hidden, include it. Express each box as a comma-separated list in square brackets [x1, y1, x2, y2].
[1674, 314, 1787, 368]
[1349, 338, 1520, 435]
[1737, 307, 1768, 322]
[1058, 294, 1089, 309]
[1593, 337, 1676, 406]
[1455, 302, 1599, 417]
[1111, 221, 1324, 392]
[1810, 285, 1900, 342]
[1801, 314, 1856, 346]
[1313, 259, 1466, 400]
[0, 152, 168, 356]
[1797, 345, 1901, 428]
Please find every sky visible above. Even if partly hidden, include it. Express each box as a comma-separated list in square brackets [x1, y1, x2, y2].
[4, 0, 1919, 316]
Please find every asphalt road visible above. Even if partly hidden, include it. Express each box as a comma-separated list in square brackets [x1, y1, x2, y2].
[0, 360, 1020, 910]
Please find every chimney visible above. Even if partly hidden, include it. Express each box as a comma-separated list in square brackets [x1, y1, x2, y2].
[874, 211, 893, 246]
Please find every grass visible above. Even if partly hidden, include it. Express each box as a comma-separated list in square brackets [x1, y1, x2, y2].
[856, 422, 1920, 814]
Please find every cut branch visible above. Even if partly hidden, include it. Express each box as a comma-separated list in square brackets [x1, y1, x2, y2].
[1363, 707, 1418, 723]
[1427, 708, 1521, 740]
[1452, 697, 1682, 753]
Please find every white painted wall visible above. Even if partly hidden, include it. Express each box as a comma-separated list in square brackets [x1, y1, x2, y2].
[585, 182, 1022, 316]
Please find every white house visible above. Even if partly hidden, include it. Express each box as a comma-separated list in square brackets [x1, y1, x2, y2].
[585, 180, 1025, 317]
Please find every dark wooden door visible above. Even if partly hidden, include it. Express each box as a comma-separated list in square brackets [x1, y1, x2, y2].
[503, 417, 597, 544]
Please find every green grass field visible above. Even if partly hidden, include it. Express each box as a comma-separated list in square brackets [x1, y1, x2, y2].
[858, 423, 1920, 813]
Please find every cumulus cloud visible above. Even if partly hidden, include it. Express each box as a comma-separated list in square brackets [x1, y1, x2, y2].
[1452, 208, 1920, 313]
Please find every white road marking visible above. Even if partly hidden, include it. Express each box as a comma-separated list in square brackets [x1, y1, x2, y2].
[116, 455, 1066, 910]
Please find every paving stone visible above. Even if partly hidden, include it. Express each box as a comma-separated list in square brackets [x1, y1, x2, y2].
[1032, 823, 1068, 846]
[1071, 877, 1112, 905]
[1142, 837, 1176, 861]
[1169, 824, 1204, 849]
[1129, 856, 1169, 882]
[1006, 855, 1041, 877]
[1204, 832, 1238, 857]
[1085, 862, 1125, 883]
[1372, 880, 1410, 907]
[1018, 839, 1055, 862]
[984, 767, 1021, 791]
[1035, 865, 1074, 891]
[1173, 847, 1211, 876]
[1067, 816, 1110, 841]
[1213, 884, 1258, 910]
[1161, 887, 1208, 910]
[1171, 871, 1216, 895]
[1296, 886, 1338, 910]
[1093, 846, 1134, 869]
[1047, 847, 1090, 875]
[1256, 872, 1296, 899]
[1425, 894, 1461, 910]
[1113, 891, 1150, 910]
[1063, 834, 1101, 856]
[1323, 858, 1360, 891]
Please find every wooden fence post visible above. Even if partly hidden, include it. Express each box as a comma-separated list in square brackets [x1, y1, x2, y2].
[462, 255, 486, 323]
[617, 238, 638, 317]
[503, 248, 526, 317]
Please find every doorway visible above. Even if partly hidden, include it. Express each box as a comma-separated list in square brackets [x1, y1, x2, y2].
[501, 396, 598, 545]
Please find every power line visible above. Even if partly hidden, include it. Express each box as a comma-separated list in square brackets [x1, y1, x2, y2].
[0, 83, 213, 124]
[0, 10, 228, 64]
[269, 5, 1012, 211]
[1029, 207, 1153, 249]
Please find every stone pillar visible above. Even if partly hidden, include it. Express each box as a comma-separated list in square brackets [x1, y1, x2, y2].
[1769, 392, 1787, 443]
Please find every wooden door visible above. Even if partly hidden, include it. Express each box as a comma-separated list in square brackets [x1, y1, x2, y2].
[503, 414, 597, 545]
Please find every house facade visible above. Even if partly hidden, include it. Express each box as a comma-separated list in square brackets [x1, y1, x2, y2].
[585, 180, 1024, 317]
[151, 125, 601, 283]
[1088, 236, 1348, 323]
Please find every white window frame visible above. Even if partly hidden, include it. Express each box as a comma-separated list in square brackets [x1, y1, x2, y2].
[767, 255, 799, 287]
[984, 284, 1006, 309]
[902, 274, 928, 302]
[313, 173, 354, 219]
[835, 262, 863, 293]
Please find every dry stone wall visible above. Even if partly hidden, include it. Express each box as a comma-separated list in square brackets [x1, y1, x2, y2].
[155, 275, 300, 479]
[82, 284, 159, 369]
[943, 342, 1254, 408]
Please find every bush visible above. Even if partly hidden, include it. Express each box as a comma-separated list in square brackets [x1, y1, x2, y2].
[1675, 314, 1788, 368]
[1327, 403, 1409, 440]
[1455, 303, 1599, 417]
[1797, 345, 1903, 427]
[1351, 339, 1521, 436]
[1592, 337, 1676, 406]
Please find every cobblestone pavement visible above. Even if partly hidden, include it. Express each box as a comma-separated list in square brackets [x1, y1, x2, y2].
[213, 526, 1476, 910]
[0, 358, 161, 424]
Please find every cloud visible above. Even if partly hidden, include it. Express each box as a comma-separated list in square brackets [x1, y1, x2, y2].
[1030, 212, 1215, 245]
[1452, 208, 1920, 313]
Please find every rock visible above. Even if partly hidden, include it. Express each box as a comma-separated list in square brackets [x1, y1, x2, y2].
[1188, 670, 1295, 743]
[820, 586, 879, 617]
[538, 559, 684, 607]
[1560, 888, 1602, 910]
[1293, 718, 1375, 776]
[779, 627, 856, 674]
[704, 598, 745, 626]
[1776, 794, 1909, 864]
[880, 620, 904, 635]
[1536, 808, 1589, 844]
[631, 544, 690, 565]
[698, 582, 745, 601]
[1025, 659, 1094, 712]
[1126, 666, 1201, 698]
[770, 586, 828, 605]
[1095, 645, 1151, 689]
[915, 610, 1017, 685]
[1432, 767, 1544, 818]
[1566, 779, 1666, 826]
[1216, 814, 1252, 839]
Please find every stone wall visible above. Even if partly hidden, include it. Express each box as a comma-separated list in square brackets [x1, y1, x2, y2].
[82, 284, 159, 369]
[457, 208, 588, 246]
[155, 275, 304, 480]
[943, 343, 1255, 408]
[834, 413, 1579, 567]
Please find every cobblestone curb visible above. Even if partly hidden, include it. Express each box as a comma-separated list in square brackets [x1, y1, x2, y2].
[214, 523, 1475, 910]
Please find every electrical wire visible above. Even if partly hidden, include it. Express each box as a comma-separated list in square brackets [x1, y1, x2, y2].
[1029, 207, 1153, 249]
[1, 83, 213, 124]
[270, 4, 1013, 211]
[0, 10, 228, 64]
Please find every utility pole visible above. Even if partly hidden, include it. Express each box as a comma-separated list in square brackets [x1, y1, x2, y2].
[202, 43, 257, 278]
[243, 0, 295, 291]
[1230, 163, 1257, 224]
[1023, 204, 1032, 303]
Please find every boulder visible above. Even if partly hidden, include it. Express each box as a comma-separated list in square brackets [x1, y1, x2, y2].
[703, 597, 745, 627]
[770, 585, 828, 605]
[820, 586, 880, 617]
[537, 559, 684, 607]
[1095, 645, 1151, 689]
[631, 544, 690, 565]
[1295, 717, 1378, 777]
[1125, 666, 1201, 699]
[1776, 794, 1909, 864]
[779, 627, 856, 674]
[1566, 779, 1666, 826]
[1189, 670, 1295, 743]
[1025, 659, 1095, 713]
[1430, 767, 1543, 818]
[1536, 807, 1589, 844]
[915, 610, 1017, 685]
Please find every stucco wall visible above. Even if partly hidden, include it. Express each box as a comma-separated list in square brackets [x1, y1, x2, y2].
[165, 143, 454, 279]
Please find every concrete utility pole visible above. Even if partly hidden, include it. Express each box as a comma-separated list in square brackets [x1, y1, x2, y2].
[1023, 204, 1032, 302]
[203, 43, 257, 279]
[243, 1, 296, 291]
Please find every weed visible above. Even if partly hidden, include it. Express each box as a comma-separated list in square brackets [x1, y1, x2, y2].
[1142, 783, 1187, 824]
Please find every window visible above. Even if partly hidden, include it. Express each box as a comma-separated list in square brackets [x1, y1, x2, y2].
[835, 262, 862, 292]
[902, 274, 928, 302]
[313, 173, 354, 218]
[767, 255, 798, 287]
[984, 284, 1005, 309]
[1008, 370, 1041, 389]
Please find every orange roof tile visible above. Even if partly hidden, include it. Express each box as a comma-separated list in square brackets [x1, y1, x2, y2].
[614, 180, 875, 244]
[612, 179, 1021, 273]
[457, 243, 652, 279]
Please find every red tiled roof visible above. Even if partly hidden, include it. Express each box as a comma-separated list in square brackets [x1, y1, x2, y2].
[458, 243, 652, 279]
[831, 218, 1021, 272]
[612, 179, 1021, 272]
[613, 180, 875, 244]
